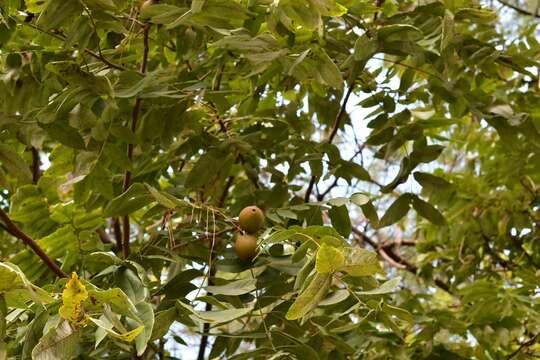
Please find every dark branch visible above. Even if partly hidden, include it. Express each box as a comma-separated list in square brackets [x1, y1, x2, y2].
[30, 147, 41, 184]
[0, 208, 67, 278]
[218, 176, 234, 208]
[112, 217, 123, 253]
[305, 82, 356, 202]
[316, 144, 366, 201]
[121, 23, 151, 258]
[507, 331, 540, 359]
[96, 227, 113, 245]
[352, 227, 450, 292]
[19, 20, 126, 71]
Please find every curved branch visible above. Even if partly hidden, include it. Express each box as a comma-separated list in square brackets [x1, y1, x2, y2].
[0, 208, 67, 278]
[352, 227, 450, 293]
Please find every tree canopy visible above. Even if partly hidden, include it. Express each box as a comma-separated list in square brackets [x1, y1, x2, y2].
[0, 0, 539, 359]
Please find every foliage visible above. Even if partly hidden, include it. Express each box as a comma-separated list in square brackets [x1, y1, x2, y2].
[0, 0, 539, 359]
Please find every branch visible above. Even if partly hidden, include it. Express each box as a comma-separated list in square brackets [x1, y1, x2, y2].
[351, 227, 450, 292]
[80, 2, 127, 72]
[96, 227, 113, 245]
[305, 82, 355, 202]
[196, 66, 231, 360]
[497, 0, 540, 17]
[197, 299, 213, 360]
[0, 208, 67, 278]
[507, 331, 540, 359]
[29, 147, 41, 184]
[112, 217, 123, 253]
[121, 23, 150, 258]
[316, 144, 366, 201]
[18, 20, 126, 71]
[218, 176, 234, 208]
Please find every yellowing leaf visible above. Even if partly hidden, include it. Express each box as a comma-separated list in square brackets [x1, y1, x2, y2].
[286, 273, 331, 320]
[59, 273, 88, 326]
[340, 248, 383, 277]
[315, 243, 344, 273]
[88, 317, 144, 342]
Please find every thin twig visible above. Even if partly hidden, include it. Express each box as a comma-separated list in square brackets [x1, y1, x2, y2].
[17, 20, 126, 71]
[507, 331, 540, 359]
[218, 176, 234, 208]
[0, 208, 67, 278]
[352, 227, 450, 292]
[121, 22, 150, 258]
[317, 144, 366, 201]
[305, 82, 355, 202]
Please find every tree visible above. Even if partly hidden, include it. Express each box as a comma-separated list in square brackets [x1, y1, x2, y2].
[0, 0, 539, 359]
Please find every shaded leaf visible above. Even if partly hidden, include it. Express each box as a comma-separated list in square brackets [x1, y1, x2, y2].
[379, 194, 412, 228]
[357, 277, 401, 295]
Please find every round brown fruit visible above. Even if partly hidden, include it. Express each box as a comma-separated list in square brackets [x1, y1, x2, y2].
[238, 206, 265, 234]
[234, 234, 258, 261]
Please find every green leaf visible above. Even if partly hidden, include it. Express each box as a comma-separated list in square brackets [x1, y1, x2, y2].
[340, 248, 382, 276]
[327, 197, 348, 207]
[354, 34, 378, 62]
[32, 321, 80, 360]
[103, 183, 154, 217]
[135, 302, 154, 356]
[150, 307, 177, 341]
[88, 317, 144, 342]
[206, 279, 257, 296]
[315, 243, 344, 273]
[350, 193, 369, 207]
[22, 310, 49, 360]
[36, 0, 83, 30]
[379, 194, 412, 228]
[382, 303, 413, 323]
[410, 145, 444, 164]
[454, 8, 497, 23]
[0, 262, 53, 307]
[86, 287, 140, 321]
[328, 205, 351, 237]
[286, 273, 331, 320]
[319, 289, 349, 306]
[177, 301, 251, 324]
[145, 185, 188, 209]
[378, 24, 423, 42]
[40, 121, 86, 150]
[360, 201, 379, 227]
[413, 172, 451, 192]
[0, 144, 32, 183]
[411, 195, 446, 225]
[313, 47, 343, 90]
[357, 277, 401, 295]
